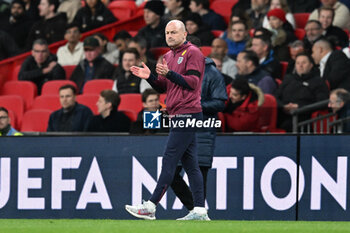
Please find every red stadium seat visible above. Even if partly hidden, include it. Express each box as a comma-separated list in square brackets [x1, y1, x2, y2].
[1, 81, 38, 110]
[280, 61, 288, 80]
[63, 65, 77, 80]
[294, 28, 305, 40]
[128, 31, 138, 37]
[108, 1, 137, 21]
[149, 47, 170, 60]
[293, 13, 310, 29]
[119, 93, 143, 113]
[41, 80, 78, 96]
[10, 65, 21, 80]
[32, 95, 61, 111]
[0, 95, 24, 128]
[209, 0, 238, 24]
[257, 94, 279, 132]
[83, 79, 114, 95]
[122, 109, 138, 122]
[76, 94, 99, 114]
[311, 110, 337, 133]
[211, 30, 224, 38]
[201, 46, 212, 56]
[7, 110, 17, 129]
[21, 109, 52, 132]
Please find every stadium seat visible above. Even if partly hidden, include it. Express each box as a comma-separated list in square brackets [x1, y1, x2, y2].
[21, 109, 52, 132]
[294, 28, 305, 40]
[211, 30, 224, 37]
[0, 95, 24, 128]
[293, 13, 310, 29]
[41, 80, 78, 96]
[7, 110, 17, 129]
[63, 65, 77, 80]
[1, 81, 38, 110]
[128, 31, 138, 37]
[32, 95, 61, 111]
[119, 93, 143, 113]
[311, 110, 337, 133]
[257, 94, 280, 132]
[122, 109, 138, 122]
[201, 46, 212, 56]
[209, 0, 238, 24]
[10, 65, 21, 80]
[76, 94, 99, 114]
[108, 1, 137, 21]
[217, 112, 226, 132]
[149, 47, 170, 60]
[280, 61, 288, 80]
[83, 79, 114, 95]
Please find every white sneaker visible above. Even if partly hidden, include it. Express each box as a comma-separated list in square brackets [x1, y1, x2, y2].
[176, 207, 210, 221]
[125, 200, 156, 220]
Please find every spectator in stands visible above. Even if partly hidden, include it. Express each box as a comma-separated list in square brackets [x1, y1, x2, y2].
[25, 0, 67, 51]
[286, 40, 305, 74]
[73, 0, 117, 33]
[137, 0, 167, 49]
[57, 0, 81, 23]
[87, 90, 130, 132]
[263, 0, 295, 30]
[211, 38, 237, 80]
[127, 36, 157, 75]
[70, 36, 115, 92]
[328, 88, 350, 132]
[318, 6, 348, 48]
[113, 30, 132, 54]
[112, 48, 143, 94]
[309, 0, 350, 29]
[57, 23, 84, 66]
[185, 13, 215, 46]
[19, 39, 65, 93]
[0, 0, 33, 50]
[312, 38, 350, 90]
[94, 33, 119, 65]
[130, 88, 164, 134]
[0, 30, 20, 60]
[246, 0, 270, 29]
[266, 8, 296, 61]
[224, 20, 249, 60]
[287, 0, 320, 13]
[47, 84, 93, 132]
[275, 53, 329, 132]
[0, 107, 22, 136]
[303, 20, 324, 55]
[235, 50, 277, 94]
[189, 0, 226, 30]
[207, 53, 234, 85]
[250, 35, 282, 80]
[23, 0, 40, 21]
[162, 0, 191, 22]
[222, 78, 264, 132]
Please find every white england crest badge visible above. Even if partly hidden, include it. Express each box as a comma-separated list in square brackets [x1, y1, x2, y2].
[177, 57, 183, 64]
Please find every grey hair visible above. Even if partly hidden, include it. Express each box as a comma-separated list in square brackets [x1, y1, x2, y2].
[32, 38, 48, 49]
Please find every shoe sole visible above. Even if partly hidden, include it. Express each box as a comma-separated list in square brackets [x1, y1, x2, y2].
[125, 205, 156, 220]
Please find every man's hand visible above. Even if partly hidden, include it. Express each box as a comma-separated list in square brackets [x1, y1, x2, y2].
[156, 58, 169, 76]
[283, 103, 299, 114]
[42, 61, 57, 74]
[130, 62, 151, 79]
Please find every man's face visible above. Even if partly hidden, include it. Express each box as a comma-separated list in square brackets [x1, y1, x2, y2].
[329, 93, 344, 113]
[311, 44, 322, 65]
[144, 9, 160, 26]
[128, 41, 144, 57]
[305, 22, 323, 42]
[96, 96, 111, 114]
[165, 21, 187, 48]
[189, 0, 201, 13]
[250, 38, 266, 59]
[269, 16, 283, 29]
[229, 87, 246, 103]
[64, 27, 80, 43]
[11, 3, 24, 18]
[115, 39, 128, 52]
[319, 10, 333, 29]
[0, 110, 10, 131]
[232, 23, 247, 42]
[86, 0, 98, 8]
[251, 0, 268, 12]
[84, 47, 101, 62]
[59, 88, 76, 110]
[321, 0, 337, 7]
[165, 0, 181, 12]
[295, 55, 313, 76]
[143, 94, 160, 111]
[185, 20, 199, 34]
[211, 39, 227, 56]
[32, 44, 49, 65]
[122, 52, 137, 71]
[236, 52, 249, 75]
[38, 0, 52, 17]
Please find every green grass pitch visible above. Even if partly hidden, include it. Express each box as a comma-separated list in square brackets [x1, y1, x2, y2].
[0, 219, 350, 233]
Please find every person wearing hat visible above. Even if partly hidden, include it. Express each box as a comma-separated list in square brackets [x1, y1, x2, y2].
[0, 0, 33, 50]
[266, 8, 296, 61]
[185, 12, 214, 46]
[136, 0, 167, 48]
[70, 36, 115, 92]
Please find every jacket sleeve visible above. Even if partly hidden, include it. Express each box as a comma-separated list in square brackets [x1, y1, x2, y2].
[327, 52, 350, 89]
[51, 64, 66, 80]
[18, 58, 44, 82]
[83, 108, 93, 131]
[47, 113, 54, 132]
[147, 73, 167, 93]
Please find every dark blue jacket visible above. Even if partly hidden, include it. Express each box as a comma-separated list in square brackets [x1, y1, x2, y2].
[47, 103, 93, 132]
[197, 58, 227, 167]
[338, 102, 350, 133]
